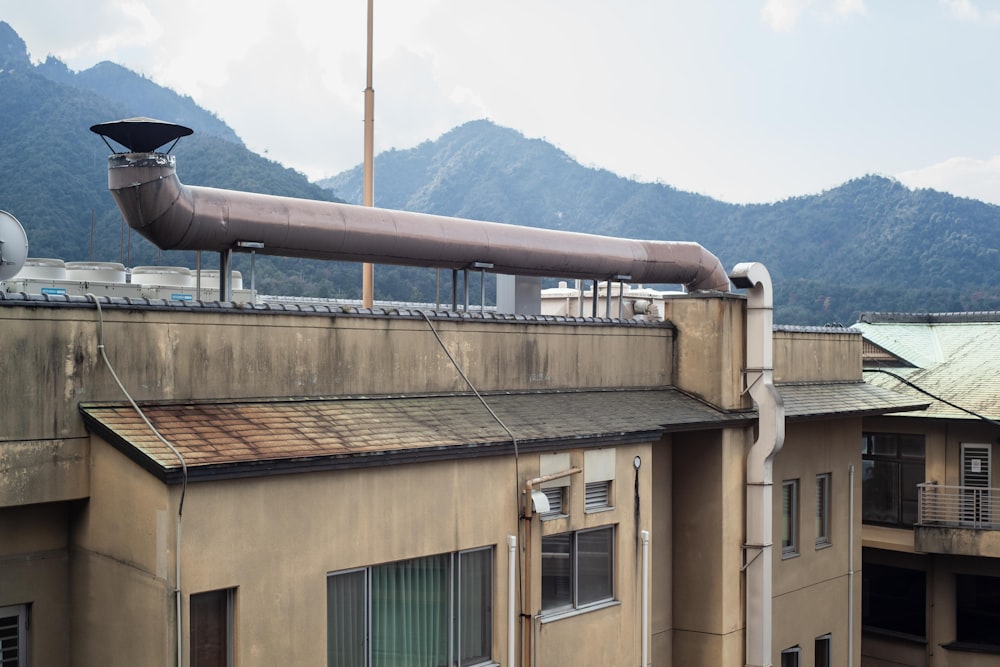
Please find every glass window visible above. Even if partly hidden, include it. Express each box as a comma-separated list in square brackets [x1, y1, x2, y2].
[782, 480, 799, 557]
[862, 433, 925, 527]
[956, 574, 1000, 647]
[780, 646, 800, 667]
[541, 526, 615, 614]
[816, 474, 831, 547]
[815, 634, 831, 667]
[862, 563, 925, 638]
[190, 588, 234, 667]
[327, 548, 494, 667]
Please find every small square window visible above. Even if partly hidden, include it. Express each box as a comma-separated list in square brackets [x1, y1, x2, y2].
[585, 480, 612, 512]
[541, 487, 565, 517]
[781, 645, 800, 667]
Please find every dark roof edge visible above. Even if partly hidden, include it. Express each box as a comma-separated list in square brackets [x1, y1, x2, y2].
[858, 311, 1000, 324]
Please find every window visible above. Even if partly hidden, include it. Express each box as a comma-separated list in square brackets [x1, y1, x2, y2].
[584, 481, 611, 512]
[584, 449, 615, 512]
[955, 574, 1000, 647]
[541, 525, 615, 614]
[190, 588, 234, 667]
[814, 634, 831, 667]
[782, 480, 799, 557]
[780, 645, 800, 667]
[541, 487, 565, 517]
[327, 547, 493, 667]
[861, 433, 924, 527]
[0, 604, 28, 667]
[862, 562, 925, 639]
[815, 474, 831, 548]
[540, 452, 572, 518]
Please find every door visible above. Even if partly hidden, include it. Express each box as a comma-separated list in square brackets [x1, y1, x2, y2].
[961, 443, 991, 527]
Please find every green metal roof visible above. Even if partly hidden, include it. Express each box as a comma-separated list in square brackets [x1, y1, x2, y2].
[855, 313, 1000, 421]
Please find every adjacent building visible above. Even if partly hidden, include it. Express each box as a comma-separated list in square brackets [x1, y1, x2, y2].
[856, 312, 1000, 667]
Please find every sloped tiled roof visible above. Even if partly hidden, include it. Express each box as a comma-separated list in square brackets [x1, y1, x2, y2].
[854, 313, 1000, 420]
[81, 389, 748, 481]
[81, 379, 927, 482]
[778, 381, 928, 420]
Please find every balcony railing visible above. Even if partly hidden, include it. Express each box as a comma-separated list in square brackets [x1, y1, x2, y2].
[917, 483, 1000, 530]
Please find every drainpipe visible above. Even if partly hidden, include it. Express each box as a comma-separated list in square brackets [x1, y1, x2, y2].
[641, 530, 650, 667]
[730, 262, 785, 667]
[848, 464, 855, 667]
[507, 534, 517, 667]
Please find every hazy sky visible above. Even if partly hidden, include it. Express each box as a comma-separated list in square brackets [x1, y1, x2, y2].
[3, 0, 999, 204]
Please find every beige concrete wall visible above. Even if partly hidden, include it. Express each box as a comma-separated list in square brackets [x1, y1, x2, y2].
[772, 419, 863, 667]
[660, 295, 746, 411]
[0, 305, 675, 445]
[774, 329, 862, 383]
[670, 427, 747, 667]
[76, 435, 653, 665]
[0, 502, 72, 665]
[651, 436, 673, 666]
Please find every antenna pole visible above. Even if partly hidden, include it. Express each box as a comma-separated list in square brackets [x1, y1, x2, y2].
[361, 0, 375, 309]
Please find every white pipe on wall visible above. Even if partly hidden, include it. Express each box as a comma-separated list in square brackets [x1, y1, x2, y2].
[729, 263, 785, 667]
[848, 464, 855, 667]
[507, 534, 517, 667]
[641, 530, 650, 667]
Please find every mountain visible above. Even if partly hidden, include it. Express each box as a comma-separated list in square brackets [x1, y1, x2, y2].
[0, 21, 396, 300]
[3, 21, 998, 323]
[322, 121, 1000, 325]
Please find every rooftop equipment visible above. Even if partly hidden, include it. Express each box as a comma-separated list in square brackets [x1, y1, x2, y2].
[91, 118, 733, 301]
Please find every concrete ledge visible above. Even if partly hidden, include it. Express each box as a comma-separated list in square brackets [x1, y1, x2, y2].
[0, 438, 89, 507]
[915, 525, 1000, 558]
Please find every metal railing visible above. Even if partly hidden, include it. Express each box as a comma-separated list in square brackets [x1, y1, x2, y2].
[917, 483, 1000, 530]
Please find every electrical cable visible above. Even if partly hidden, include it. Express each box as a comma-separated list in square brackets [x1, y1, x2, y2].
[89, 294, 188, 667]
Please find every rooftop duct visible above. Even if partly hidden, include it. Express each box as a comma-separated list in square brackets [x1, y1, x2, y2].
[91, 119, 732, 294]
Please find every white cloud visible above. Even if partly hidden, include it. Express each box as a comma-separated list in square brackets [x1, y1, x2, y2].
[896, 156, 1000, 205]
[760, 0, 866, 30]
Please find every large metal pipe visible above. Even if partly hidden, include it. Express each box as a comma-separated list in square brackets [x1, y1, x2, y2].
[103, 152, 732, 293]
[730, 262, 785, 667]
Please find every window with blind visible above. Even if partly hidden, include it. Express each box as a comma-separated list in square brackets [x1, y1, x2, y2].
[0, 605, 27, 667]
[190, 588, 234, 667]
[782, 479, 799, 558]
[541, 487, 565, 517]
[541, 525, 615, 615]
[327, 547, 493, 667]
[584, 449, 615, 512]
[815, 473, 831, 548]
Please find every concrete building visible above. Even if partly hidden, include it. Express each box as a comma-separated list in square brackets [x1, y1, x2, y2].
[0, 122, 922, 666]
[855, 312, 1000, 667]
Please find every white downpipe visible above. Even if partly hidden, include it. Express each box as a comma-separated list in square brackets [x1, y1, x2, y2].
[507, 534, 517, 667]
[848, 464, 855, 667]
[641, 530, 650, 667]
[730, 263, 785, 667]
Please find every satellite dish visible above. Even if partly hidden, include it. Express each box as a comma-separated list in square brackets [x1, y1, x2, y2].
[0, 210, 29, 280]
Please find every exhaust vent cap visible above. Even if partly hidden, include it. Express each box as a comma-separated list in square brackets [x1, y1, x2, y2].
[90, 117, 193, 153]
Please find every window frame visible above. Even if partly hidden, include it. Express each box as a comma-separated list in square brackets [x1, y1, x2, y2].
[861, 432, 925, 527]
[326, 546, 495, 667]
[190, 587, 235, 667]
[540, 524, 616, 617]
[815, 473, 831, 548]
[815, 633, 831, 667]
[782, 479, 799, 558]
[0, 604, 28, 667]
[780, 645, 801, 667]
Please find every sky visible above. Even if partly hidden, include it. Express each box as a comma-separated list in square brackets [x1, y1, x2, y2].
[3, 0, 1000, 205]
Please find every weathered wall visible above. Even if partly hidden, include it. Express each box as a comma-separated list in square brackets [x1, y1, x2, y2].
[774, 328, 862, 383]
[74, 438, 652, 666]
[772, 418, 862, 667]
